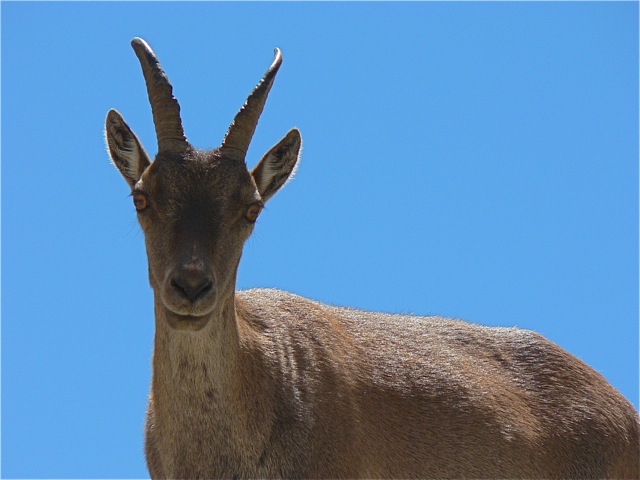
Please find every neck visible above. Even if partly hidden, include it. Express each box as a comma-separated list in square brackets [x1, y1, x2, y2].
[149, 288, 274, 474]
[152, 287, 239, 403]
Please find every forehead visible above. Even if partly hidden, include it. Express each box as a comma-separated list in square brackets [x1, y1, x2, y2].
[141, 149, 258, 201]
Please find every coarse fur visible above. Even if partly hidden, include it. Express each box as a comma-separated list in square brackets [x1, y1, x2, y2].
[105, 39, 640, 479]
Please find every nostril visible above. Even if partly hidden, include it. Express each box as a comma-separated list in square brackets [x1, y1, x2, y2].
[171, 278, 188, 298]
[171, 276, 214, 303]
[199, 279, 213, 296]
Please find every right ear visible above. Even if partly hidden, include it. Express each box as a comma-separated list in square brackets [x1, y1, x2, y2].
[105, 109, 151, 188]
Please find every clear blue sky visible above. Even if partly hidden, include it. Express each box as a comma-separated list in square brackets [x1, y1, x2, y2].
[2, 2, 637, 478]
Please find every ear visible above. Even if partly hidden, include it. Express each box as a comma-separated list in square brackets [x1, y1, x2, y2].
[251, 128, 302, 202]
[105, 109, 151, 188]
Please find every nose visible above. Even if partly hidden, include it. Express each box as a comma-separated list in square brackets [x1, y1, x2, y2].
[170, 268, 214, 303]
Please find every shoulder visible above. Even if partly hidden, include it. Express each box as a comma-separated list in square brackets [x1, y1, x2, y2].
[237, 288, 321, 311]
[235, 288, 330, 333]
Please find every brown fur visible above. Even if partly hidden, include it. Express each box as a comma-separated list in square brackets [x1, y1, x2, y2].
[140, 288, 640, 479]
[105, 40, 639, 479]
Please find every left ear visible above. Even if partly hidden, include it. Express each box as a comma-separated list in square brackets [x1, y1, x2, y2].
[251, 128, 302, 203]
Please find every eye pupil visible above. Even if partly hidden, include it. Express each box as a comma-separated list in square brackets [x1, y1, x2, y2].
[133, 193, 148, 211]
[246, 204, 262, 222]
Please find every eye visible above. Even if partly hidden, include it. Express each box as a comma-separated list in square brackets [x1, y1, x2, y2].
[133, 192, 148, 212]
[245, 203, 263, 223]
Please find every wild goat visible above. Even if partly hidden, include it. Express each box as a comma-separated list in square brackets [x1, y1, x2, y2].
[105, 38, 639, 479]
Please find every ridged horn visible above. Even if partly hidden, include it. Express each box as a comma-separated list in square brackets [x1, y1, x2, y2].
[131, 37, 189, 154]
[220, 48, 283, 162]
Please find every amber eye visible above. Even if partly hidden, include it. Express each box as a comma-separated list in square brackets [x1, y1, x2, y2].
[133, 192, 148, 212]
[245, 203, 262, 223]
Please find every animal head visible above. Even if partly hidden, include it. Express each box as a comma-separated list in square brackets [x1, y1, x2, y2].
[105, 38, 301, 330]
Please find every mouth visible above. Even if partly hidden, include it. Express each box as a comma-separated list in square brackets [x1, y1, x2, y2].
[163, 308, 211, 331]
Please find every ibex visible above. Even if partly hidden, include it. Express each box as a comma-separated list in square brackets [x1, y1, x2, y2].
[105, 38, 639, 479]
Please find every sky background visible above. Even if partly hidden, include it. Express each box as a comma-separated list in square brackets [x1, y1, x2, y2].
[2, 2, 638, 478]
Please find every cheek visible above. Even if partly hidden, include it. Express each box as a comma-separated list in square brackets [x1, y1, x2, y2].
[142, 231, 172, 285]
[210, 226, 251, 273]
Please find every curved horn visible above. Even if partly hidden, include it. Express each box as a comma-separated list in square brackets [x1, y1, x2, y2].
[220, 48, 283, 162]
[131, 37, 189, 154]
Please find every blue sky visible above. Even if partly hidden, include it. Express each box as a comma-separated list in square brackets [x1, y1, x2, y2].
[2, 2, 637, 478]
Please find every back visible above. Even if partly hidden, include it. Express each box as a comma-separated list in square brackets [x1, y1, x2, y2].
[237, 288, 639, 479]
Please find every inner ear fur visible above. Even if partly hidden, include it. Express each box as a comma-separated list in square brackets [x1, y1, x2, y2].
[251, 128, 302, 202]
[105, 109, 151, 188]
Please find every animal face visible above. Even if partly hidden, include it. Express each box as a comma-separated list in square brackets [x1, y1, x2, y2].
[105, 39, 301, 330]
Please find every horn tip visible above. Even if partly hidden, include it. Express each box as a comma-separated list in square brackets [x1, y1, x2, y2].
[131, 37, 152, 55]
[273, 48, 283, 65]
